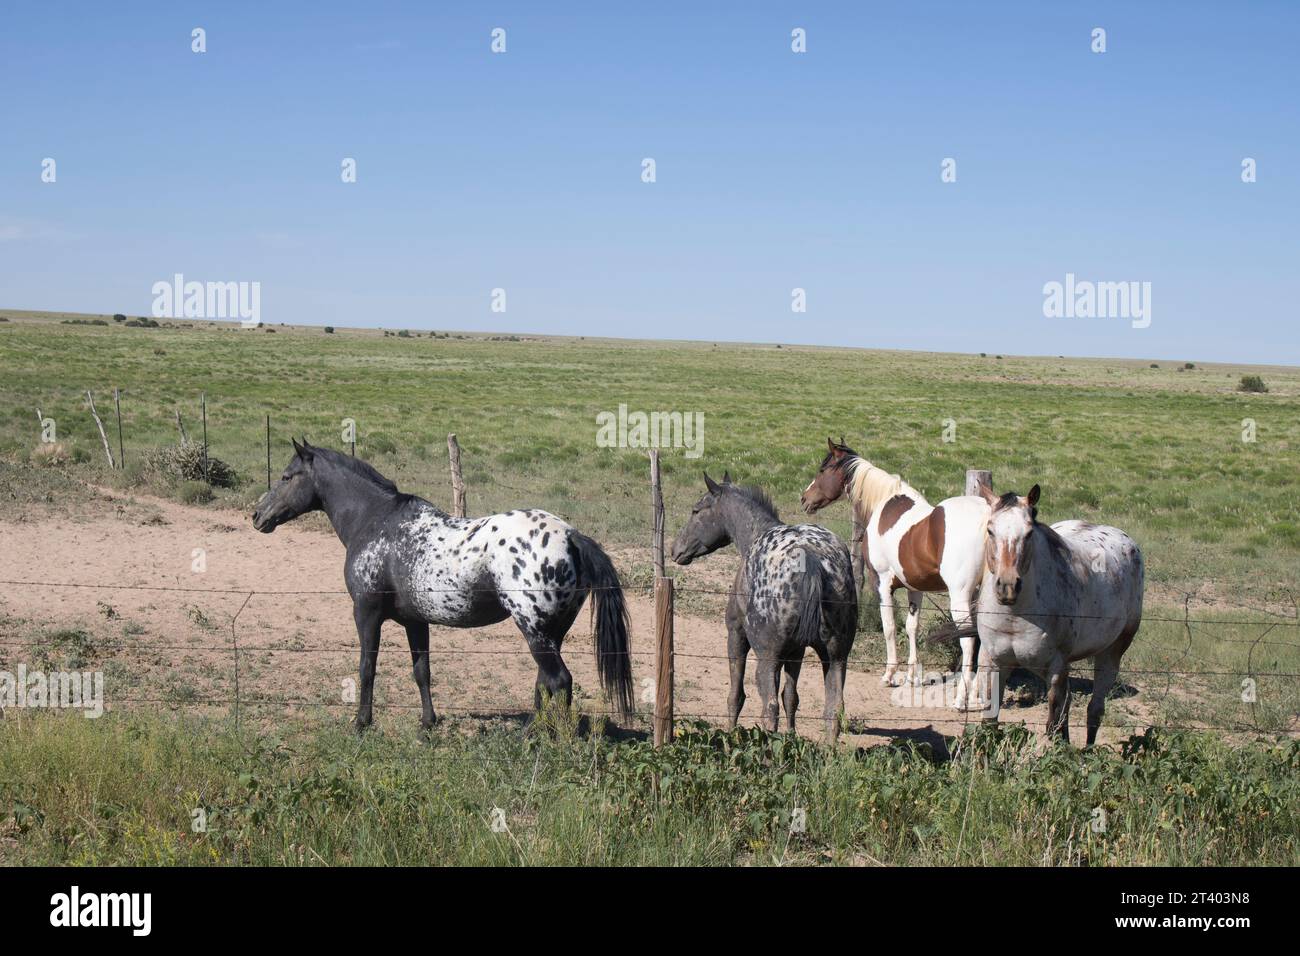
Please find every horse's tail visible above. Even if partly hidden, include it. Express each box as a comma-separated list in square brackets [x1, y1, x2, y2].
[794, 556, 825, 647]
[571, 532, 635, 720]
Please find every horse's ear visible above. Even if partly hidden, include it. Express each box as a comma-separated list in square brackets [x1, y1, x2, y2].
[827, 437, 837, 452]
[297, 438, 315, 463]
[978, 482, 999, 507]
[1026, 484, 1041, 509]
[291, 437, 303, 456]
[704, 472, 721, 495]
[722, 470, 732, 484]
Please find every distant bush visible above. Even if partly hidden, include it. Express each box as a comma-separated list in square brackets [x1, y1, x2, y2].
[140, 442, 239, 488]
[1150, 363, 1159, 369]
[397, 329, 411, 338]
[1238, 375, 1268, 393]
[124, 317, 160, 328]
[324, 326, 335, 334]
[112, 313, 127, 323]
[0, 316, 9, 322]
[30, 442, 73, 467]
[61, 318, 108, 326]
[1184, 362, 1195, 369]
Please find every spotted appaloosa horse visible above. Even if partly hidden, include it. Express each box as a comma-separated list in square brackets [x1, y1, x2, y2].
[671, 472, 857, 740]
[976, 483, 1143, 745]
[800, 439, 990, 708]
[252, 439, 634, 730]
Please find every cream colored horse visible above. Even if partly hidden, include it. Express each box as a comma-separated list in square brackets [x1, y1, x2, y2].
[976, 484, 1143, 744]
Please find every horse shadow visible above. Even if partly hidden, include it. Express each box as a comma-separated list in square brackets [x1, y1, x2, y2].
[844, 722, 952, 761]
[1003, 669, 1139, 706]
[442, 709, 651, 743]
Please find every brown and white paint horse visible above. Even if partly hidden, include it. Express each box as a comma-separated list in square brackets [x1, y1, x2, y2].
[976, 484, 1143, 744]
[801, 440, 989, 707]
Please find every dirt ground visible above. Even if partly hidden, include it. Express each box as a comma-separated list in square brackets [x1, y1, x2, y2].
[0, 487, 1137, 751]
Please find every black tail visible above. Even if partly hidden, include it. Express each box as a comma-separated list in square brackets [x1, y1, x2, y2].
[571, 532, 635, 720]
[794, 559, 824, 647]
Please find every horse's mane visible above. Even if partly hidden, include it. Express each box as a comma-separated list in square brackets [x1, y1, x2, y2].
[728, 483, 780, 522]
[316, 446, 400, 494]
[844, 455, 927, 520]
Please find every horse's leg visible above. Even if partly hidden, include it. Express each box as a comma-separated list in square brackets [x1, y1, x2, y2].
[1045, 657, 1072, 742]
[352, 602, 383, 732]
[949, 592, 979, 709]
[755, 650, 781, 732]
[1087, 647, 1121, 746]
[404, 621, 435, 730]
[725, 607, 749, 729]
[816, 644, 847, 742]
[978, 645, 1012, 724]
[524, 629, 573, 715]
[781, 655, 802, 733]
[878, 573, 901, 686]
[903, 589, 923, 687]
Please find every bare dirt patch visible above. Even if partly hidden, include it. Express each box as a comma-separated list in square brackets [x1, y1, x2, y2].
[0, 488, 1139, 748]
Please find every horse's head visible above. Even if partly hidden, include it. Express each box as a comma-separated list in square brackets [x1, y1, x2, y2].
[800, 437, 855, 514]
[670, 471, 733, 565]
[979, 482, 1040, 605]
[252, 438, 322, 533]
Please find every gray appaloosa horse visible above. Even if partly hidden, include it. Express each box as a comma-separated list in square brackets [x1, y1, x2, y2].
[670, 472, 857, 740]
[252, 439, 634, 730]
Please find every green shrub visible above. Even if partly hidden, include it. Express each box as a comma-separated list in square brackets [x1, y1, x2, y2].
[177, 480, 214, 504]
[140, 443, 239, 488]
[324, 326, 335, 334]
[1238, 375, 1268, 393]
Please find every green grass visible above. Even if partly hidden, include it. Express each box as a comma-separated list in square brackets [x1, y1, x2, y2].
[1, 711, 1296, 866]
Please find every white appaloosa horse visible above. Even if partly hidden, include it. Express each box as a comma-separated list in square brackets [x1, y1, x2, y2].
[975, 483, 1143, 745]
[800, 439, 989, 708]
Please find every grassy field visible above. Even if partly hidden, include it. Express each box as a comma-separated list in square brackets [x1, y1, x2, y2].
[2, 309, 1297, 604]
[1, 310, 1297, 866]
[2, 710, 1297, 866]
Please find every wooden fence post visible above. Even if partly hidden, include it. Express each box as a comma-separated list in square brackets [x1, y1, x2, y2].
[84, 391, 116, 468]
[650, 450, 674, 745]
[114, 388, 125, 469]
[201, 392, 210, 484]
[447, 433, 467, 518]
[965, 469, 992, 496]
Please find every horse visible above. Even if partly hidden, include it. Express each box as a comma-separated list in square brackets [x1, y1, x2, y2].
[671, 472, 857, 740]
[251, 439, 634, 730]
[975, 483, 1143, 745]
[800, 438, 989, 708]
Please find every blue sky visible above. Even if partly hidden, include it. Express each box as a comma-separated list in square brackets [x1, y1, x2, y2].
[2, 2, 1296, 364]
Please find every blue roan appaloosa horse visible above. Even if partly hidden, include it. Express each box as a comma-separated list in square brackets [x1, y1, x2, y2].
[252, 439, 634, 729]
[671, 473, 857, 740]
[975, 483, 1144, 745]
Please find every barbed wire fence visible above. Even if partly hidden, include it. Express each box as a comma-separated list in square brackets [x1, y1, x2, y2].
[0, 575, 1296, 740]
[7, 403, 1300, 743]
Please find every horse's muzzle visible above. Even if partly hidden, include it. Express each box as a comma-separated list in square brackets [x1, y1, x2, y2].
[994, 578, 1022, 605]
